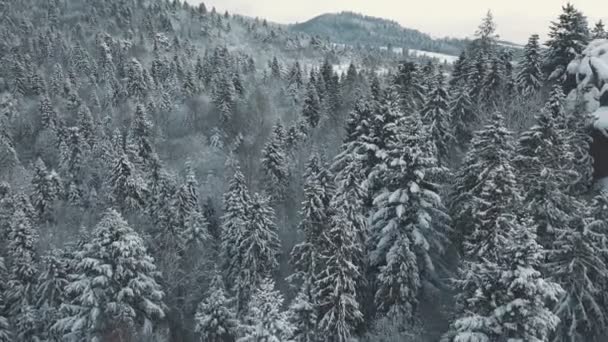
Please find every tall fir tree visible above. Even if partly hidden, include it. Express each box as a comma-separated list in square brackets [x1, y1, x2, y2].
[591, 20, 607, 39]
[370, 113, 450, 320]
[421, 68, 453, 164]
[516, 34, 544, 96]
[543, 3, 590, 86]
[316, 206, 364, 342]
[233, 193, 281, 314]
[6, 208, 39, 341]
[449, 84, 476, 146]
[261, 122, 289, 201]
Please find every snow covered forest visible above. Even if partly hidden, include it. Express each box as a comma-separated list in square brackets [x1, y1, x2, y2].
[1, 0, 608, 341]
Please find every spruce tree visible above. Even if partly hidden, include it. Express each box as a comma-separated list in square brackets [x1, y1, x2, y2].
[591, 20, 607, 39]
[109, 153, 147, 213]
[302, 81, 322, 128]
[238, 278, 294, 342]
[288, 279, 318, 342]
[316, 206, 363, 342]
[451, 113, 521, 258]
[421, 68, 453, 164]
[53, 210, 165, 341]
[234, 193, 281, 314]
[194, 272, 238, 342]
[128, 103, 155, 166]
[261, 122, 289, 201]
[445, 216, 562, 342]
[543, 3, 590, 84]
[31, 158, 61, 222]
[517, 34, 544, 96]
[221, 165, 251, 286]
[5, 209, 39, 341]
[449, 84, 476, 146]
[370, 113, 450, 320]
[35, 249, 69, 342]
[548, 216, 608, 342]
[289, 153, 334, 287]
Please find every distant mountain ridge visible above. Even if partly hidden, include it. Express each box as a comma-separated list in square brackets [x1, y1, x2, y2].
[290, 11, 469, 56]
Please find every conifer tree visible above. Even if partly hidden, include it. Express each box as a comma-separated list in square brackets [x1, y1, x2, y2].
[221, 165, 251, 286]
[451, 113, 521, 259]
[5, 209, 39, 341]
[238, 278, 294, 342]
[53, 209, 165, 341]
[517, 34, 544, 96]
[261, 122, 289, 201]
[421, 68, 453, 163]
[77, 105, 96, 148]
[394, 61, 426, 112]
[449, 84, 476, 146]
[445, 216, 562, 342]
[543, 3, 590, 84]
[548, 216, 608, 342]
[316, 204, 363, 342]
[126, 58, 148, 98]
[109, 153, 147, 213]
[591, 20, 607, 39]
[370, 113, 450, 320]
[288, 279, 318, 342]
[129, 103, 155, 166]
[35, 249, 69, 342]
[234, 193, 281, 314]
[302, 81, 322, 128]
[194, 272, 238, 342]
[30, 158, 61, 222]
[289, 153, 334, 287]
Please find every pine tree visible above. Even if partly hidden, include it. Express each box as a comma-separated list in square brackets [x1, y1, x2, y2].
[261, 122, 289, 201]
[445, 216, 562, 342]
[30, 158, 61, 222]
[302, 82, 322, 128]
[53, 209, 165, 341]
[39, 95, 59, 130]
[5, 209, 39, 341]
[35, 249, 69, 342]
[451, 113, 521, 259]
[370, 113, 450, 320]
[109, 153, 147, 213]
[238, 278, 294, 342]
[288, 279, 318, 342]
[77, 105, 96, 147]
[591, 20, 607, 39]
[316, 206, 363, 342]
[543, 4, 590, 84]
[126, 58, 148, 98]
[393, 61, 426, 112]
[129, 103, 155, 166]
[234, 193, 281, 314]
[548, 216, 608, 341]
[449, 84, 476, 146]
[194, 272, 238, 342]
[221, 165, 251, 286]
[289, 153, 334, 287]
[517, 34, 544, 96]
[421, 68, 453, 164]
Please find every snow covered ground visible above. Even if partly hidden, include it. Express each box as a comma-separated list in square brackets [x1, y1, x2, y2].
[407, 49, 459, 64]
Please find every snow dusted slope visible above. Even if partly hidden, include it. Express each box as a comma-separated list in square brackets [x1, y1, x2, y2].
[408, 49, 459, 64]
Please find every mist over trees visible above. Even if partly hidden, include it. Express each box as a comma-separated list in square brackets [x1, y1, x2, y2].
[1, 0, 608, 341]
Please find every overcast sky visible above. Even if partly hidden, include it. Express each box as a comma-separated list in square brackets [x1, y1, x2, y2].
[189, 0, 608, 44]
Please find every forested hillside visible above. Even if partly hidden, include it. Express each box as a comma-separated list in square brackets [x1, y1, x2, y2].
[0, 0, 608, 341]
[290, 12, 468, 56]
